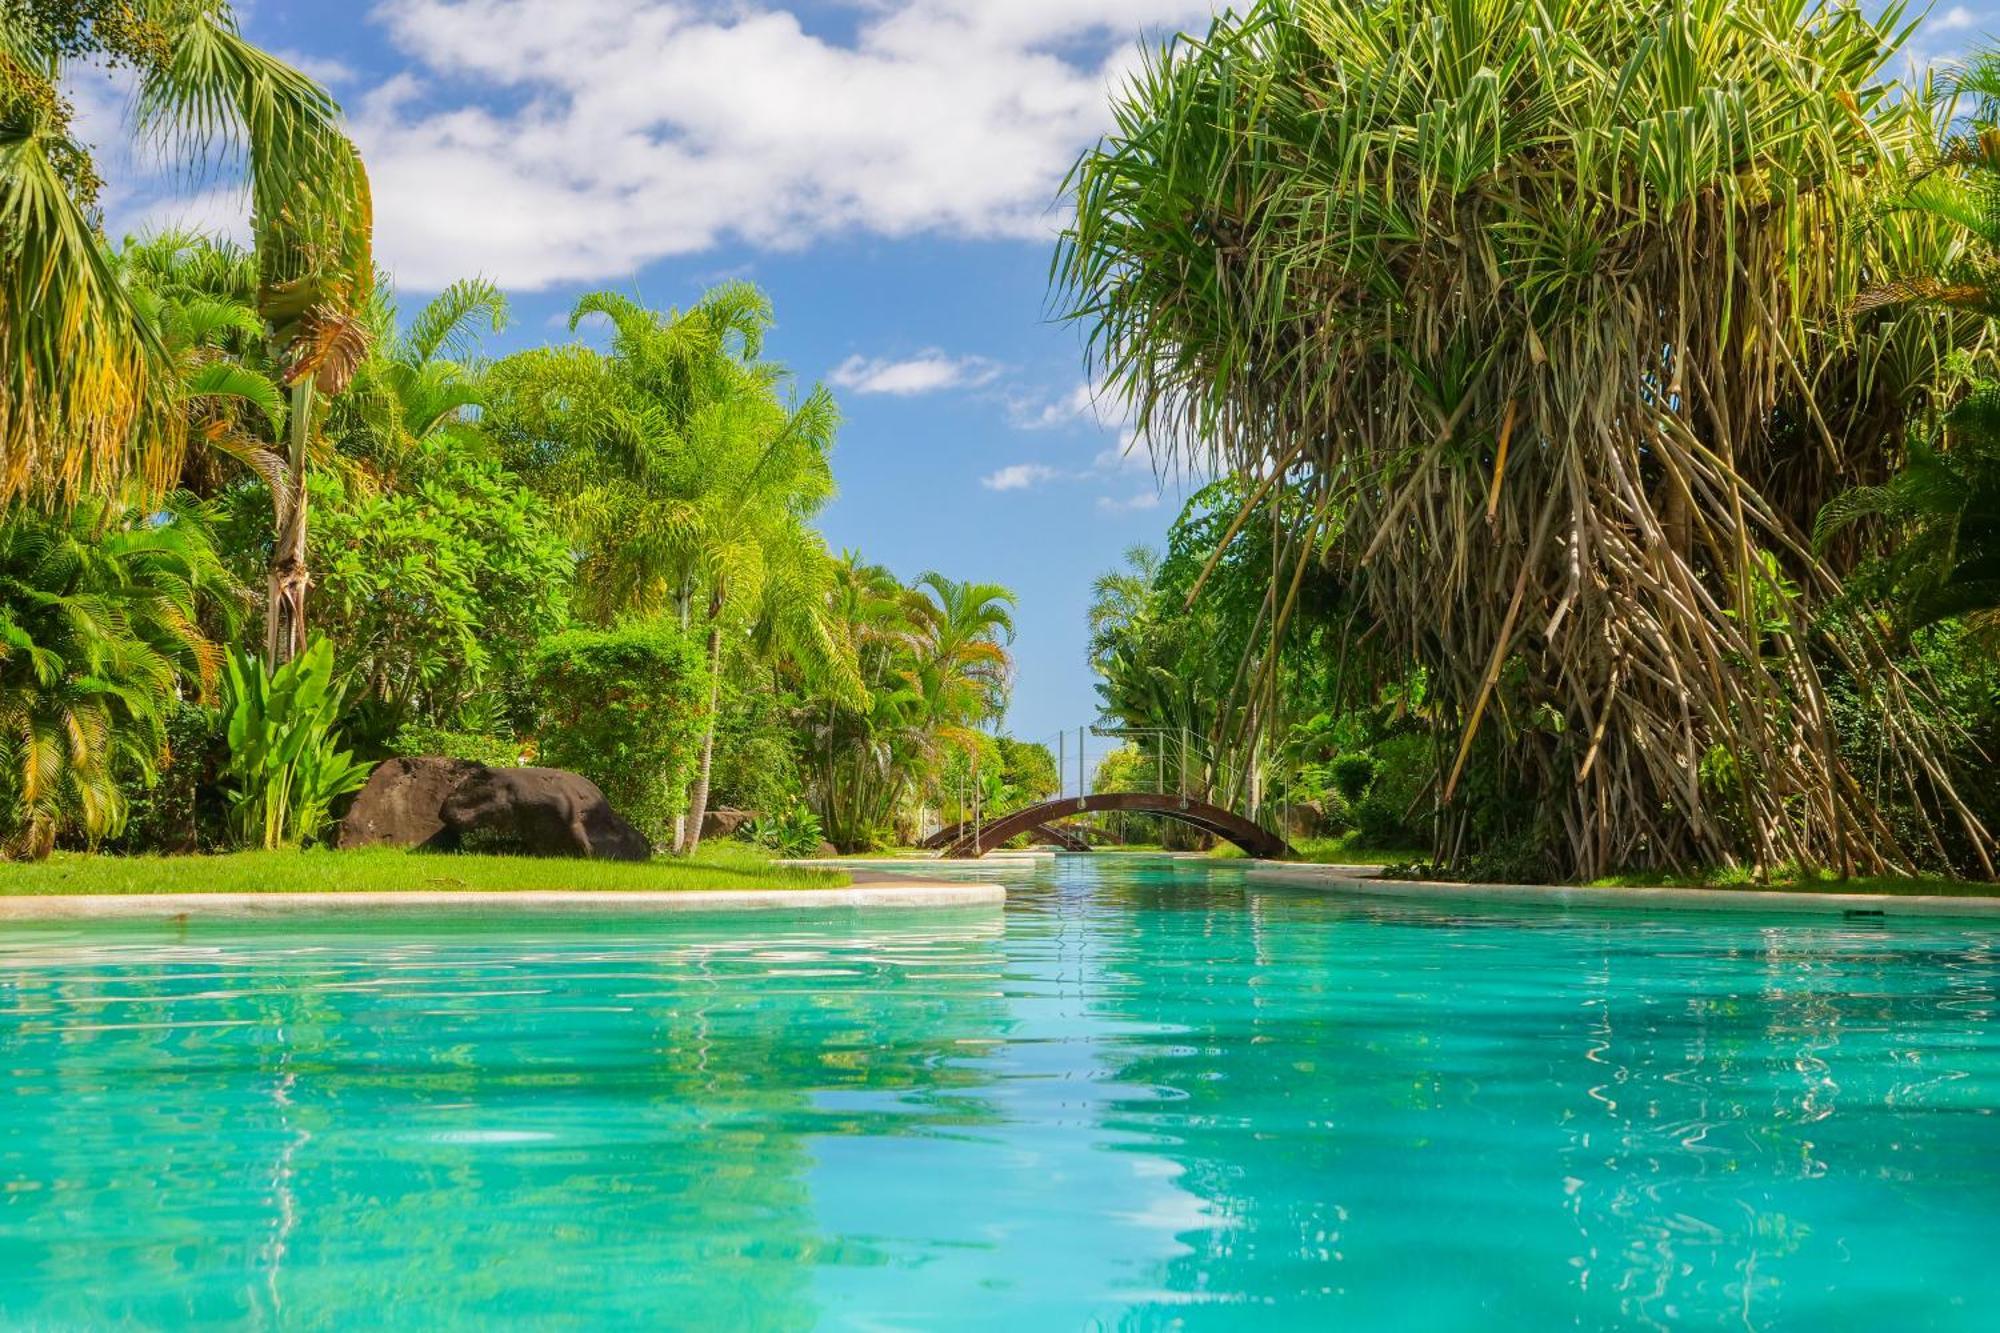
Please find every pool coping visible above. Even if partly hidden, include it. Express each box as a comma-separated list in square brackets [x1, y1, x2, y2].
[0, 882, 1004, 920]
[1245, 862, 2000, 918]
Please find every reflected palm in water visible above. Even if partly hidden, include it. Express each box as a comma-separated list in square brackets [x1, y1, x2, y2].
[0, 858, 1994, 1328]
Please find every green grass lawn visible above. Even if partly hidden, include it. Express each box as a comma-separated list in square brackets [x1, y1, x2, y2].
[1270, 832, 1430, 866]
[0, 843, 850, 896]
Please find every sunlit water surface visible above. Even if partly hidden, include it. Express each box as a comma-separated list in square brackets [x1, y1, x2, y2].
[2, 855, 1997, 1329]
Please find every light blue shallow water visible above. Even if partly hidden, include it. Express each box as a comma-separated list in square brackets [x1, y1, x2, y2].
[1, 855, 1997, 1329]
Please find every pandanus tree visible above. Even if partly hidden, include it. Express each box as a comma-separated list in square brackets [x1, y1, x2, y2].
[1, 2, 371, 664]
[1060, 0, 1992, 879]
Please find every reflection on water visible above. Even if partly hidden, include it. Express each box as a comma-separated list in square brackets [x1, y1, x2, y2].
[0, 858, 1995, 1328]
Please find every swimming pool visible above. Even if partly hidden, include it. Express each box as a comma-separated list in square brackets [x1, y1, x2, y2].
[1, 855, 1994, 1327]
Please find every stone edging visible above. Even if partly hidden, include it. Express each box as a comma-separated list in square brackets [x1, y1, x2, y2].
[1245, 863, 2000, 918]
[0, 883, 1004, 921]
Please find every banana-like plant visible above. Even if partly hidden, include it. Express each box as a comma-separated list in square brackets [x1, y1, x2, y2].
[220, 635, 367, 848]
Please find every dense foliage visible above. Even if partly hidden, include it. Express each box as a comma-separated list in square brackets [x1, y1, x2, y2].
[0, 497, 231, 854]
[0, 3, 1024, 860]
[1063, 0, 1996, 880]
[795, 557, 1020, 851]
[5, 0, 1994, 886]
[528, 623, 712, 848]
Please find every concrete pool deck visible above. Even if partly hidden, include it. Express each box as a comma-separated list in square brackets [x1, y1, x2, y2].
[1245, 862, 2000, 918]
[0, 880, 1003, 920]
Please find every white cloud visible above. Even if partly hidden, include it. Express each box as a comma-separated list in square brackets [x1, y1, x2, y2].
[357, 0, 1217, 288]
[981, 463, 1061, 492]
[1096, 490, 1162, 513]
[271, 49, 360, 87]
[1933, 7, 1981, 34]
[1012, 381, 1106, 429]
[830, 350, 1001, 396]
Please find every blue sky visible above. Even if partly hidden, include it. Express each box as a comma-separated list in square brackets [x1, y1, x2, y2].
[73, 0, 1999, 756]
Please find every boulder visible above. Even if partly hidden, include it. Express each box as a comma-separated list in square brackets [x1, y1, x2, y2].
[701, 807, 756, 842]
[337, 756, 486, 852]
[441, 767, 652, 862]
[337, 758, 651, 861]
[814, 840, 840, 859]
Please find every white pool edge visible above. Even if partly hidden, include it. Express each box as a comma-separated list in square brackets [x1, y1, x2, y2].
[1245, 863, 2000, 918]
[0, 882, 1004, 920]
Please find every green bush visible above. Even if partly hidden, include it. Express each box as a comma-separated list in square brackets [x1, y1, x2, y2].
[742, 805, 825, 858]
[111, 700, 227, 854]
[391, 724, 523, 769]
[1353, 733, 1435, 848]
[530, 622, 710, 847]
[1331, 753, 1379, 804]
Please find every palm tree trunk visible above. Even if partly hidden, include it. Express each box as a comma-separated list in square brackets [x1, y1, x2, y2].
[266, 381, 315, 666]
[681, 605, 725, 856]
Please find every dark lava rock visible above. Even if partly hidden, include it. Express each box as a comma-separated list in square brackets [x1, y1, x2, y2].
[337, 757, 651, 861]
[441, 767, 652, 862]
[701, 807, 756, 841]
[336, 756, 485, 852]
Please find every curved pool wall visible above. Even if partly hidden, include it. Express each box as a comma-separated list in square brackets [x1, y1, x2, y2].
[1, 853, 1994, 1328]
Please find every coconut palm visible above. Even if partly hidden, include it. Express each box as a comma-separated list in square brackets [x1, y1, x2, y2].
[1058, 0, 1990, 879]
[2, 1, 372, 540]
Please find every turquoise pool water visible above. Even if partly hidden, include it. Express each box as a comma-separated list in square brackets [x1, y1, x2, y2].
[1, 856, 1996, 1329]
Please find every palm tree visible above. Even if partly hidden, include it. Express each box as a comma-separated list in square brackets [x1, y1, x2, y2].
[913, 572, 1016, 727]
[331, 277, 509, 483]
[1058, 0, 1988, 879]
[0, 495, 236, 857]
[800, 555, 932, 850]
[1087, 545, 1159, 675]
[2, 1, 372, 544]
[491, 284, 859, 852]
[119, 232, 289, 498]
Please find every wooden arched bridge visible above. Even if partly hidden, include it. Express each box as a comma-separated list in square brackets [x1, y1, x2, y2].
[931, 792, 1294, 860]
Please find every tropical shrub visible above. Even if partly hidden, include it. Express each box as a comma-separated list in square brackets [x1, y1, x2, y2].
[530, 622, 710, 847]
[1330, 755, 1378, 806]
[742, 805, 825, 858]
[310, 454, 571, 748]
[390, 724, 523, 769]
[0, 498, 233, 857]
[704, 665, 807, 823]
[1352, 735, 1433, 849]
[220, 636, 369, 848]
[110, 699, 226, 854]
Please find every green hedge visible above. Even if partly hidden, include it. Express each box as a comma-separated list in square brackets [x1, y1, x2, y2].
[530, 622, 710, 846]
